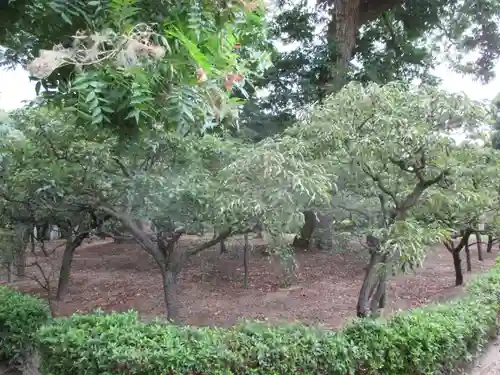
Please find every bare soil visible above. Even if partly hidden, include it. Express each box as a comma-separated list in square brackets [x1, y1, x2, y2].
[1, 235, 496, 328]
[466, 339, 500, 375]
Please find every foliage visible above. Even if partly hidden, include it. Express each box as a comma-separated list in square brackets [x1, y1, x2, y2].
[0, 107, 331, 240]
[1, 0, 270, 139]
[412, 142, 500, 235]
[241, 0, 500, 138]
[0, 286, 51, 365]
[287, 81, 495, 267]
[35, 257, 500, 375]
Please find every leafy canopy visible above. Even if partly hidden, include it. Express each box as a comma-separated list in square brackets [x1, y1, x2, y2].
[2, 0, 270, 139]
[285, 81, 497, 266]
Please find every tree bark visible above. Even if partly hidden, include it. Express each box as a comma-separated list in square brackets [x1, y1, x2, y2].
[452, 250, 463, 286]
[243, 233, 249, 289]
[465, 241, 472, 272]
[317, 0, 403, 97]
[476, 231, 483, 261]
[356, 250, 382, 317]
[220, 239, 228, 254]
[293, 210, 317, 249]
[14, 226, 31, 278]
[293, 210, 334, 250]
[6, 262, 13, 283]
[161, 268, 180, 323]
[487, 234, 494, 253]
[56, 232, 88, 300]
[15, 248, 26, 278]
[369, 272, 386, 317]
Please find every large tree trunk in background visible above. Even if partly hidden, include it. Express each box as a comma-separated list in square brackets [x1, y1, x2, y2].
[293, 211, 334, 250]
[445, 231, 470, 286]
[330, 0, 361, 88]
[452, 251, 464, 286]
[56, 232, 88, 300]
[6, 262, 13, 283]
[321, 0, 402, 94]
[220, 239, 228, 254]
[15, 249, 26, 278]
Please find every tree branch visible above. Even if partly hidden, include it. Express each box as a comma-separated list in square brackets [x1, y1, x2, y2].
[360, 163, 400, 205]
[98, 205, 157, 256]
[113, 157, 132, 178]
[188, 229, 233, 256]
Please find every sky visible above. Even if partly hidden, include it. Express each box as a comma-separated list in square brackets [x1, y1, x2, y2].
[2, 59, 500, 111]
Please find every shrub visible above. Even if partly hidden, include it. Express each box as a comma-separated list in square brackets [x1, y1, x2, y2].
[36, 263, 500, 375]
[0, 286, 51, 365]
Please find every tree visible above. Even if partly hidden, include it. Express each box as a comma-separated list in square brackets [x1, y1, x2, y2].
[0, 109, 107, 298]
[411, 143, 500, 285]
[0, 105, 333, 321]
[238, 0, 500, 245]
[283, 81, 495, 317]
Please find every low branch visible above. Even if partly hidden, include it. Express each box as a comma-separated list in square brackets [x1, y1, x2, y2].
[98, 206, 157, 255]
[360, 163, 400, 205]
[398, 169, 450, 213]
[113, 157, 132, 178]
[189, 229, 233, 256]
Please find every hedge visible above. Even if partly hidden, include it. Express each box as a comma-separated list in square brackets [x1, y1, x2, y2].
[0, 260, 497, 374]
[0, 286, 51, 365]
[33, 260, 500, 375]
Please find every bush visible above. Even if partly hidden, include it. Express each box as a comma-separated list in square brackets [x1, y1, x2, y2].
[0, 286, 51, 365]
[36, 263, 500, 375]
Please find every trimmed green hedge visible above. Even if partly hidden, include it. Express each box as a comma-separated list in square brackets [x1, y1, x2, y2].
[0, 286, 51, 365]
[35, 262, 500, 375]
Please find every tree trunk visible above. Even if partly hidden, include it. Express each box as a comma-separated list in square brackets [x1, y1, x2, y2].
[220, 239, 228, 254]
[369, 272, 386, 317]
[487, 234, 494, 253]
[476, 232, 483, 261]
[465, 241, 472, 272]
[293, 210, 334, 250]
[161, 268, 180, 323]
[56, 233, 87, 300]
[330, 0, 362, 89]
[357, 250, 382, 317]
[15, 248, 26, 278]
[323, 0, 402, 89]
[452, 251, 464, 286]
[243, 233, 249, 289]
[14, 226, 31, 278]
[6, 262, 13, 283]
[293, 210, 317, 249]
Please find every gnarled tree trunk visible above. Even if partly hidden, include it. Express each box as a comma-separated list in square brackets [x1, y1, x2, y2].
[56, 230, 88, 300]
[357, 235, 387, 318]
[293, 210, 334, 250]
[444, 230, 470, 286]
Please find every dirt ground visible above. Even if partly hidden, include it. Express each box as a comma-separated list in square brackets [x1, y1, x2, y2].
[1, 235, 496, 329]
